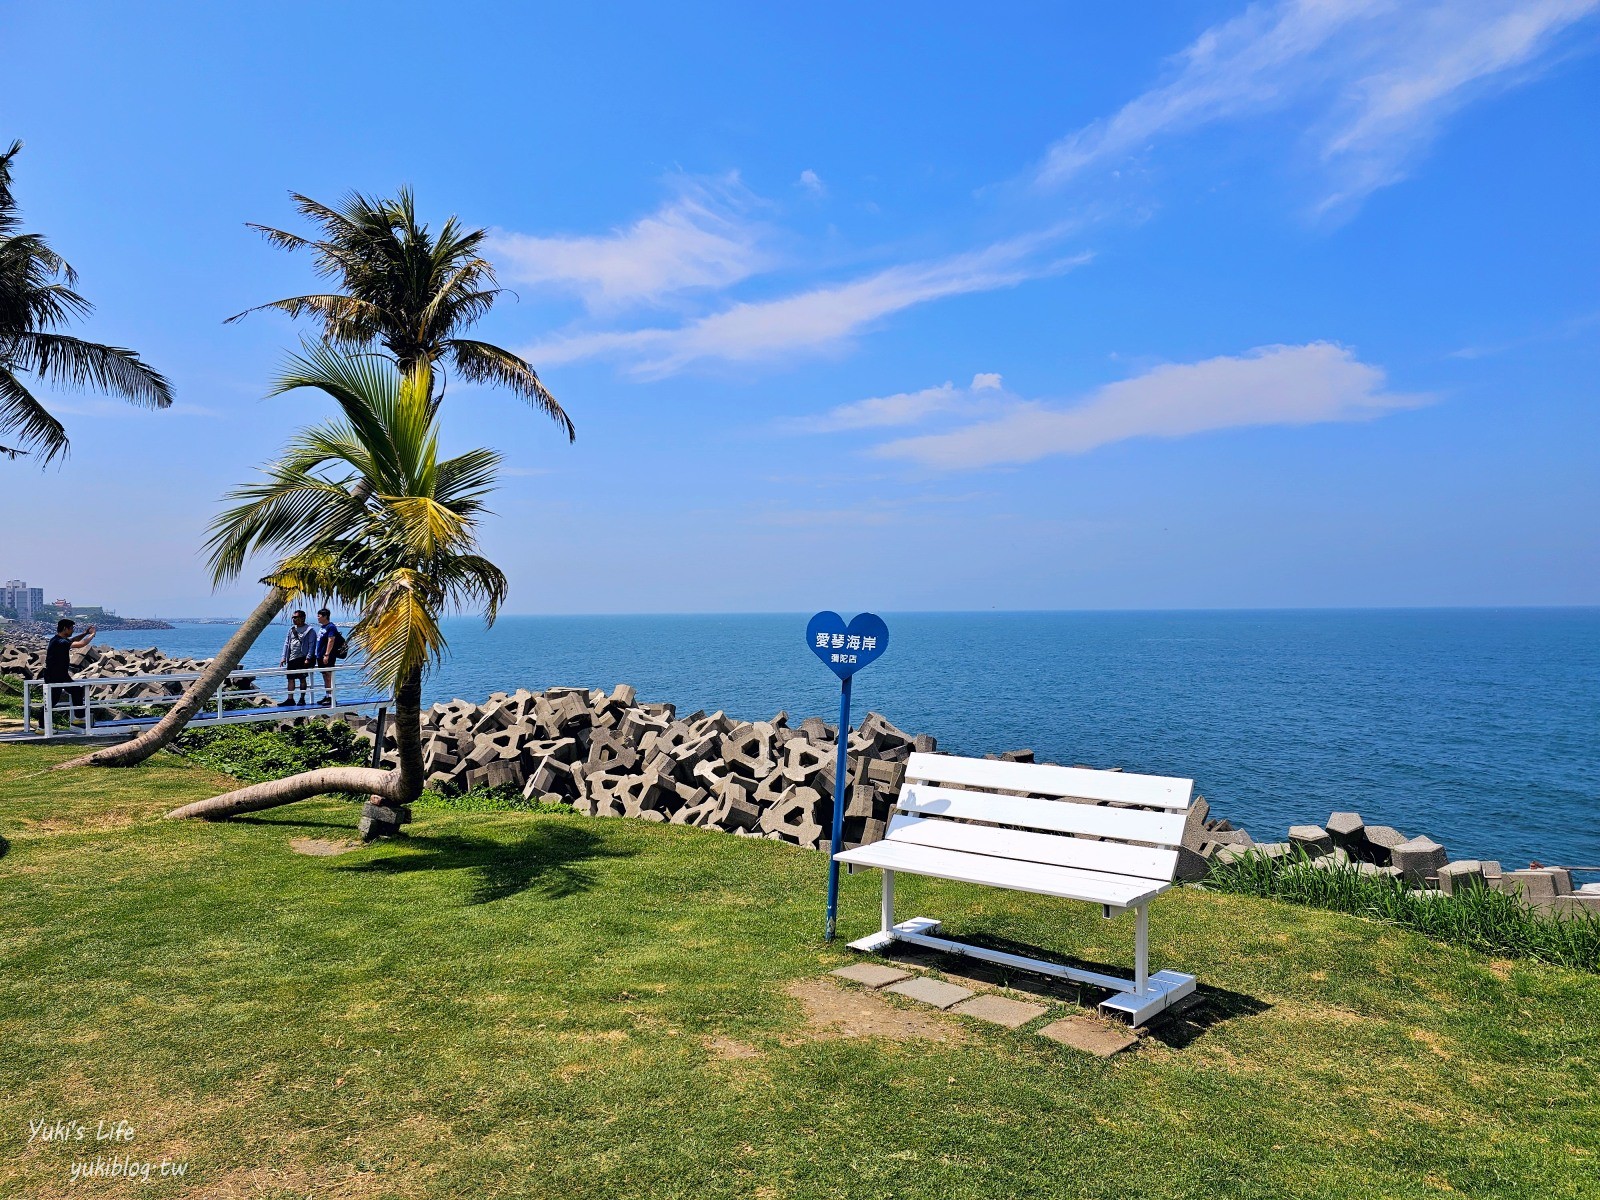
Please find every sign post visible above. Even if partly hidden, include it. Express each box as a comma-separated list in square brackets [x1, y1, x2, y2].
[806, 610, 890, 942]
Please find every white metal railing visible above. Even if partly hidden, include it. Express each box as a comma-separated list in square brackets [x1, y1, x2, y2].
[16, 663, 384, 739]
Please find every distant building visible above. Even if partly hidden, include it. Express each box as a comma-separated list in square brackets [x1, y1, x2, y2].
[2, 580, 45, 621]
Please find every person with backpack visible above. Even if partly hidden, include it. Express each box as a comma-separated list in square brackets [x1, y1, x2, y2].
[314, 608, 347, 706]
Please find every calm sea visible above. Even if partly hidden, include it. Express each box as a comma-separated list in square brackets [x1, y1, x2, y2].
[93, 609, 1599, 869]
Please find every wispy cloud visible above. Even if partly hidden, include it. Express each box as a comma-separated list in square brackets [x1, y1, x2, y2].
[1035, 0, 1599, 214]
[797, 169, 827, 197]
[530, 239, 1090, 376]
[786, 373, 1010, 434]
[876, 342, 1428, 469]
[487, 174, 771, 311]
[1447, 308, 1600, 359]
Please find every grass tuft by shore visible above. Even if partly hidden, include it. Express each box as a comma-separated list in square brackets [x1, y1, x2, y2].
[1206, 849, 1600, 971]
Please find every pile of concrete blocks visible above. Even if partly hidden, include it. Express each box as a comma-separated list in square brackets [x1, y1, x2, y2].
[343, 686, 940, 851]
[1176, 799, 1264, 880]
[1194, 807, 1600, 914]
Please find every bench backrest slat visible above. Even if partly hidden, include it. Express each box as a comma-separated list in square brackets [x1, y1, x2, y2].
[905, 752, 1193, 811]
[886, 812, 1180, 880]
[886, 754, 1195, 886]
[898, 784, 1187, 847]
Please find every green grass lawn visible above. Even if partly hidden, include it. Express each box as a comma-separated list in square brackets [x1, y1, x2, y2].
[2, 743, 1596, 1199]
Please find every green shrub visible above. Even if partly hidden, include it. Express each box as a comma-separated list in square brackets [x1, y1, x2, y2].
[170, 721, 367, 783]
[1206, 849, 1600, 972]
[0, 674, 24, 720]
[413, 784, 573, 815]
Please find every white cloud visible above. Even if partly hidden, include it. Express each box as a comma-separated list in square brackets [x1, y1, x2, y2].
[487, 174, 770, 311]
[1035, 0, 1599, 213]
[790, 373, 1009, 434]
[876, 342, 1428, 469]
[797, 169, 826, 196]
[530, 239, 1089, 375]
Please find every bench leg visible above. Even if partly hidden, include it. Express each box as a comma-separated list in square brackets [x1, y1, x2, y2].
[1134, 902, 1149, 996]
[881, 870, 895, 934]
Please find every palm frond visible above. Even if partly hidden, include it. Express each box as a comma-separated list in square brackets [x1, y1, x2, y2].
[204, 469, 365, 585]
[433, 446, 503, 513]
[223, 294, 389, 349]
[0, 365, 67, 463]
[235, 188, 576, 439]
[381, 495, 470, 559]
[12, 332, 173, 408]
[447, 339, 574, 441]
[354, 570, 447, 693]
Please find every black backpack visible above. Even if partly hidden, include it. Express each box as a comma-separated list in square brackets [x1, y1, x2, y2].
[327, 629, 349, 661]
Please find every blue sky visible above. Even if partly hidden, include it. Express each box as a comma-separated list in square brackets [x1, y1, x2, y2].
[2, 1, 1597, 615]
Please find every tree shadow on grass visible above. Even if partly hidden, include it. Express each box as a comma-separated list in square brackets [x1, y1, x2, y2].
[338, 823, 633, 904]
[233, 814, 357, 833]
[0, 832, 8, 860]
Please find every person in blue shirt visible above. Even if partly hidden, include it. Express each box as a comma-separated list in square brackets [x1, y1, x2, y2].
[277, 610, 318, 706]
[314, 608, 342, 706]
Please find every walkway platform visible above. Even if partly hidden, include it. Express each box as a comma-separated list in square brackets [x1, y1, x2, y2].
[1, 664, 386, 741]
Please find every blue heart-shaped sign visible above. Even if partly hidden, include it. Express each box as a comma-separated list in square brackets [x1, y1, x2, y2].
[806, 611, 889, 680]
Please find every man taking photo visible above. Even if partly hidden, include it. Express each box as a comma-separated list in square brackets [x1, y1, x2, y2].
[43, 617, 96, 726]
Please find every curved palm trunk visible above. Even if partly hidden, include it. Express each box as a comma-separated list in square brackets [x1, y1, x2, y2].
[164, 766, 400, 820]
[391, 665, 425, 804]
[163, 662, 421, 826]
[56, 587, 289, 770]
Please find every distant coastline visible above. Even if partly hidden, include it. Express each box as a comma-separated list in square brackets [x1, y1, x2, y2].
[0, 615, 174, 643]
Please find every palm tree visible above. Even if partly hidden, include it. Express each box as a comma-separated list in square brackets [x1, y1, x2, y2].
[65, 185, 569, 769]
[226, 186, 574, 439]
[0, 140, 172, 462]
[162, 345, 506, 820]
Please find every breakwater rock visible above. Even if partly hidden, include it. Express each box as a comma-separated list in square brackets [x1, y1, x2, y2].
[0, 639, 264, 705]
[347, 685, 936, 853]
[332, 683, 1597, 915]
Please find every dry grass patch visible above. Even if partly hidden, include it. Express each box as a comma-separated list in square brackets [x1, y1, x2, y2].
[288, 837, 360, 857]
[782, 978, 962, 1045]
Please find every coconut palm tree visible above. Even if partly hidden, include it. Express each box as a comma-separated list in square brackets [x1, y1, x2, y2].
[64, 186, 570, 766]
[0, 140, 172, 462]
[226, 186, 573, 439]
[162, 345, 506, 819]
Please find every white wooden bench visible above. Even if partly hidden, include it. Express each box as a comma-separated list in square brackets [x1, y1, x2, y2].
[833, 752, 1197, 1025]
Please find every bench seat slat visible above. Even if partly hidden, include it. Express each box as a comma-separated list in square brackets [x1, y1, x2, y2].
[906, 752, 1193, 810]
[885, 813, 1179, 881]
[899, 784, 1188, 847]
[834, 840, 1170, 908]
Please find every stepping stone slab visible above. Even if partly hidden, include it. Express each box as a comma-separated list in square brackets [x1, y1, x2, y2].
[1038, 1016, 1138, 1057]
[886, 977, 975, 1010]
[831, 963, 914, 989]
[950, 995, 1050, 1028]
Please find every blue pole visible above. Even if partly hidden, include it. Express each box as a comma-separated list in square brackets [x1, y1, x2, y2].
[825, 673, 852, 942]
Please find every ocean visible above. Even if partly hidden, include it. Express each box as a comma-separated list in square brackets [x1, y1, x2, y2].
[90, 609, 1599, 870]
